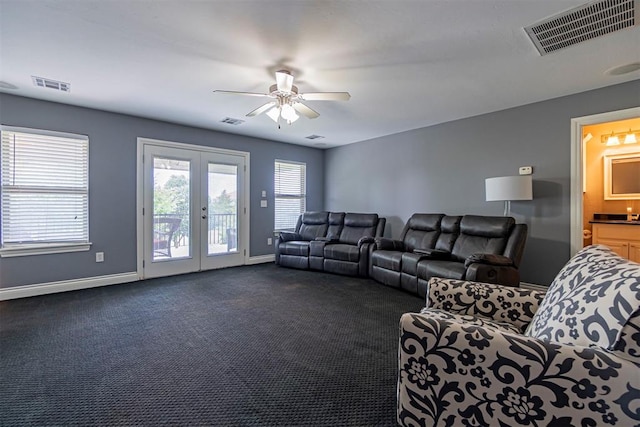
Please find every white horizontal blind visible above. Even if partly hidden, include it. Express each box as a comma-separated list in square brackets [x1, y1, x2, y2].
[1, 128, 89, 245]
[274, 160, 306, 231]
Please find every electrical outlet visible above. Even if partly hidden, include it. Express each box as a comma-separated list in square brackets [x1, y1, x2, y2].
[96, 252, 104, 262]
[260, 200, 267, 208]
[267, 237, 273, 245]
[519, 166, 533, 175]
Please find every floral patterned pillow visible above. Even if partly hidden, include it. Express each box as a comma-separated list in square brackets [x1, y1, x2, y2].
[525, 245, 640, 350]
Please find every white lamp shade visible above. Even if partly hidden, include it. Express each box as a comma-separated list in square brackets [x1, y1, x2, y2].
[485, 175, 533, 201]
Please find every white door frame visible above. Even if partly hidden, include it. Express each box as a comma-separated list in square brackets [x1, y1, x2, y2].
[136, 137, 250, 279]
[569, 106, 640, 255]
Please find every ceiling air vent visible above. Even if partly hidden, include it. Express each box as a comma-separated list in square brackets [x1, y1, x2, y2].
[31, 76, 71, 92]
[525, 0, 637, 55]
[220, 117, 244, 125]
[305, 135, 325, 140]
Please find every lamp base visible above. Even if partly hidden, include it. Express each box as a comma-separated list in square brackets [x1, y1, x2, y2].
[503, 200, 511, 217]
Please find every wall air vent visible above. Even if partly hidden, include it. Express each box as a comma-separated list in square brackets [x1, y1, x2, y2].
[220, 117, 244, 125]
[524, 0, 637, 55]
[31, 76, 71, 92]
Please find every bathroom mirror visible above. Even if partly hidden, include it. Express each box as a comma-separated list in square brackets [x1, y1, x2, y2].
[604, 152, 640, 200]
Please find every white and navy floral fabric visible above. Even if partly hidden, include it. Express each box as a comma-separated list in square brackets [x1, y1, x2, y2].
[418, 308, 523, 335]
[426, 277, 545, 333]
[398, 249, 640, 427]
[398, 312, 640, 426]
[525, 245, 640, 350]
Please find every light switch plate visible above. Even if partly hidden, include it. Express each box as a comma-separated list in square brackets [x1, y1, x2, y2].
[260, 200, 267, 208]
[519, 166, 533, 175]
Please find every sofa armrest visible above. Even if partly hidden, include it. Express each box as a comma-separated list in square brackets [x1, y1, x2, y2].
[464, 262, 521, 287]
[358, 236, 375, 247]
[374, 237, 405, 251]
[464, 253, 513, 268]
[398, 312, 640, 427]
[278, 231, 302, 242]
[426, 277, 545, 332]
[414, 248, 451, 259]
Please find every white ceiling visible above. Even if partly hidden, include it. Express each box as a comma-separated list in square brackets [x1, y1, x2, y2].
[1, 1, 639, 148]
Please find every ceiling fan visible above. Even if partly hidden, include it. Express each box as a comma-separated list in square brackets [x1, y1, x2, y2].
[214, 70, 350, 126]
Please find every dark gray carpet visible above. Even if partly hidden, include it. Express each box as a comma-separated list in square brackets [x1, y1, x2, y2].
[0, 263, 423, 426]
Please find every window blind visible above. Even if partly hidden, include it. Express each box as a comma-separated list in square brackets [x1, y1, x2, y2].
[274, 160, 306, 231]
[1, 128, 89, 245]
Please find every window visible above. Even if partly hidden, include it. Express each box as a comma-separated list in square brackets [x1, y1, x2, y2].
[274, 160, 306, 231]
[1, 127, 90, 257]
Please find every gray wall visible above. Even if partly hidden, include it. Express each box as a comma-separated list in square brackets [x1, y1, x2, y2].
[0, 93, 324, 288]
[325, 80, 640, 286]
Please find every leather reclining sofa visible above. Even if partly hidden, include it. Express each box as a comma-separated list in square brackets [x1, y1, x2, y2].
[369, 213, 527, 297]
[275, 211, 386, 277]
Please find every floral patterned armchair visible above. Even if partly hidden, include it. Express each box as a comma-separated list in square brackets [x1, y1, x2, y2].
[398, 245, 640, 427]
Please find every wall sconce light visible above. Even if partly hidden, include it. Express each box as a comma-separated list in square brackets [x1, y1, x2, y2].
[485, 175, 533, 217]
[601, 129, 639, 146]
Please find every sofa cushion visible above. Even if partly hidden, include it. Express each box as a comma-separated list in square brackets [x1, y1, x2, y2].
[327, 212, 345, 240]
[324, 244, 360, 262]
[434, 215, 461, 252]
[298, 211, 329, 241]
[401, 252, 424, 276]
[339, 213, 379, 245]
[525, 245, 640, 350]
[460, 215, 514, 238]
[278, 241, 310, 256]
[371, 250, 402, 271]
[418, 260, 466, 281]
[449, 216, 514, 262]
[403, 214, 443, 251]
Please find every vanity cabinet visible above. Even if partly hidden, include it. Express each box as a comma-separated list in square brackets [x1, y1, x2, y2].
[591, 223, 640, 263]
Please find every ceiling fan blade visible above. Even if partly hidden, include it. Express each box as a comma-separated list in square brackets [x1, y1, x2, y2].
[246, 102, 276, 117]
[275, 70, 294, 93]
[299, 92, 351, 101]
[213, 90, 271, 98]
[292, 102, 320, 119]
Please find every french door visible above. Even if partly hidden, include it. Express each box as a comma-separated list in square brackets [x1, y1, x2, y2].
[139, 140, 248, 279]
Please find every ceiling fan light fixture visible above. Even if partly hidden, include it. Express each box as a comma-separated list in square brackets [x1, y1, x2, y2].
[281, 104, 299, 122]
[266, 107, 280, 123]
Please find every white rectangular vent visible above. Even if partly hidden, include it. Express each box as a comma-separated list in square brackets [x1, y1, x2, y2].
[525, 0, 637, 55]
[221, 117, 244, 125]
[305, 134, 325, 140]
[31, 76, 71, 92]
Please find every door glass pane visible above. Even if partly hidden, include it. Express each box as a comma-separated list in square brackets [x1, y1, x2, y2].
[153, 157, 191, 261]
[207, 162, 238, 255]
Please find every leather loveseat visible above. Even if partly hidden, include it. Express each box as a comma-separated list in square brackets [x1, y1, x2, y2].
[370, 214, 527, 296]
[275, 211, 386, 277]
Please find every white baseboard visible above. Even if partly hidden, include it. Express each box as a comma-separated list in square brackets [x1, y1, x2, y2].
[247, 254, 275, 264]
[1, 257, 275, 301]
[0, 272, 139, 301]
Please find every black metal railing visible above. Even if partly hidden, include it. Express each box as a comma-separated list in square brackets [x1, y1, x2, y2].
[153, 212, 236, 246]
[208, 213, 236, 245]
